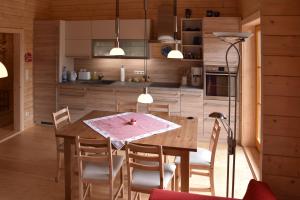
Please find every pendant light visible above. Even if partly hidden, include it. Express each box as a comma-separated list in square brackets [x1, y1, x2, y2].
[137, 0, 153, 104]
[0, 62, 8, 78]
[167, 0, 183, 59]
[109, 0, 125, 56]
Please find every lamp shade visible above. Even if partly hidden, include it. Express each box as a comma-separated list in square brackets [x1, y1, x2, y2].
[137, 93, 153, 104]
[0, 62, 8, 78]
[167, 49, 183, 59]
[109, 47, 125, 56]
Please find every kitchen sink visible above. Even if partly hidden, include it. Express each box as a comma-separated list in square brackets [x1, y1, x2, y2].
[149, 82, 181, 88]
[79, 80, 115, 85]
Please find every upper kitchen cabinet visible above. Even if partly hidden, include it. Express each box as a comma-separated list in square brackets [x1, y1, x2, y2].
[91, 19, 150, 39]
[65, 21, 92, 57]
[91, 20, 115, 39]
[119, 19, 150, 39]
[203, 17, 240, 66]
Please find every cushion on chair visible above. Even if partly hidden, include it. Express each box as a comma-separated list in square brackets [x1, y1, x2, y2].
[82, 155, 124, 181]
[175, 148, 211, 166]
[132, 163, 176, 191]
[149, 189, 238, 200]
[243, 179, 276, 200]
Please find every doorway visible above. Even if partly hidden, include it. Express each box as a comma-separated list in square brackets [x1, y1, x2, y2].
[0, 33, 14, 139]
[0, 28, 24, 142]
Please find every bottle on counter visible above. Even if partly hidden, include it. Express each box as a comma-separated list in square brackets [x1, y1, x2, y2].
[62, 66, 67, 82]
[120, 65, 125, 82]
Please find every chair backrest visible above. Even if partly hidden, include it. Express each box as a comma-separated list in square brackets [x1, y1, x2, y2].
[208, 119, 221, 167]
[116, 100, 138, 112]
[147, 103, 170, 116]
[52, 107, 71, 132]
[76, 136, 113, 182]
[125, 142, 164, 189]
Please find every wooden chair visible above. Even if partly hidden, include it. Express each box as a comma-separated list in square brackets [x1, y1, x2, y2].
[174, 119, 221, 195]
[116, 100, 138, 112]
[52, 107, 71, 182]
[147, 103, 170, 116]
[125, 142, 176, 200]
[76, 137, 124, 200]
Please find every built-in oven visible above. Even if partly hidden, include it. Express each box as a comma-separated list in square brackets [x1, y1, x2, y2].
[204, 66, 237, 100]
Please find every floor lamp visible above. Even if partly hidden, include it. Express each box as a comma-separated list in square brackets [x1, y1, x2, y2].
[210, 32, 252, 198]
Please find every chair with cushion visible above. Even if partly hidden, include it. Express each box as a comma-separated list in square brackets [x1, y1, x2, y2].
[175, 119, 221, 195]
[76, 136, 124, 200]
[116, 100, 138, 112]
[125, 142, 176, 200]
[52, 107, 71, 182]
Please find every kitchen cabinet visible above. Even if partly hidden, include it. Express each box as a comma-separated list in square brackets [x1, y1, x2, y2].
[65, 21, 92, 57]
[91, 20, 115, 39]
[57, 85, 87, 122]
[33, 21, 59, 124]
[115, 87, 143, 103]
[149, 88, 180, 115]
[203, 99, 239, 140]
[65, 39, 91, 57]
[92, 39, 147, 58]
[203, 17, 240, 66]
[119, 19, 151, 39]
[86, 87, 115, 112]
[180, 88, 204, 140]
[65, 21, 91, 40]
[91, 19, 150, 40]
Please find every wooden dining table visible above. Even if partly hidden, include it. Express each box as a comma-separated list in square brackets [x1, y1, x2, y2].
[56, 110, 198, 200]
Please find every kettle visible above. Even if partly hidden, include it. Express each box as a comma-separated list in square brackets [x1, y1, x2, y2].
[67, 71, 77, 82]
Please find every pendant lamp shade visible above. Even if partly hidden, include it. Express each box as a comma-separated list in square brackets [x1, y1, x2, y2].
[0, 62, 8, 78]
[167, 44, 183, 59]
[138, 88, 153, 104]
[109, 47, 125, 56]
[109, 0, 125, 56]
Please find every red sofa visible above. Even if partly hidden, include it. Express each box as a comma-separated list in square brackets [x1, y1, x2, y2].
[149, 179, 276, 200]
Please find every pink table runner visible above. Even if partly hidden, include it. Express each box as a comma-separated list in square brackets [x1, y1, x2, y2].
[83, 112, 181, 149]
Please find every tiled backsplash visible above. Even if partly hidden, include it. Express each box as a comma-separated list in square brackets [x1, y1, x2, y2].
[74, 58, 201, 83]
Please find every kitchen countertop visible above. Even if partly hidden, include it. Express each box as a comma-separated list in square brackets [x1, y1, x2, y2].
[59, 80, 203, 90]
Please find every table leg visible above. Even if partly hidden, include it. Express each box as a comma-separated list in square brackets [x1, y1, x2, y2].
[64, 138, 72, 200]
[180, 151, 190, 192]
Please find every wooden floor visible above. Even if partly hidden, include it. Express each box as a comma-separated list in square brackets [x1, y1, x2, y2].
[0, 124, 16, 142]
[0, 126, 253, 200]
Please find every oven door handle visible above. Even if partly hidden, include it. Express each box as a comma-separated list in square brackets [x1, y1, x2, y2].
[205, 72, 237, 76]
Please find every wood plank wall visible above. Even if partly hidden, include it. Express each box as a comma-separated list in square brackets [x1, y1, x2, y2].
[238, 0, 260, 18]
[0, 0, 52, 128]
[261, 0, 300, 199]
[50, 0, 240, 39]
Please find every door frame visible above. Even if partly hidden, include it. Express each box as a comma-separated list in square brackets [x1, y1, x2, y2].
[0, 28, 25, 132]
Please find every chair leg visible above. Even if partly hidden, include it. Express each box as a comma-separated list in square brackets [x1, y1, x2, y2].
[110, 181, 114, 200]
[128, 191, 131, 200]
[138, 193, 141, 200]
[120, 166, 124, 198]
[55, 151, 62, 182]
[210, 169, 215, 196]
[175, 165, 180, 191]
[171, 176, 175, 191]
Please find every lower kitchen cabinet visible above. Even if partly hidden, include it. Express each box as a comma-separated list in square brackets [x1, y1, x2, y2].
[86, 87, 115, 112]
[58, 85, 87, 122]
[180, 88, 204, 141]
[149, 88, 181, 116]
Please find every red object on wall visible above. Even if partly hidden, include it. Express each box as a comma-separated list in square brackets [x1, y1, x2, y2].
[24, 52, 32, 62]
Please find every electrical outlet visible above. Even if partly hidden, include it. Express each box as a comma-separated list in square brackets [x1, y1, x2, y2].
[134, 70, 145, 75]
[25, 112, 30, 117]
